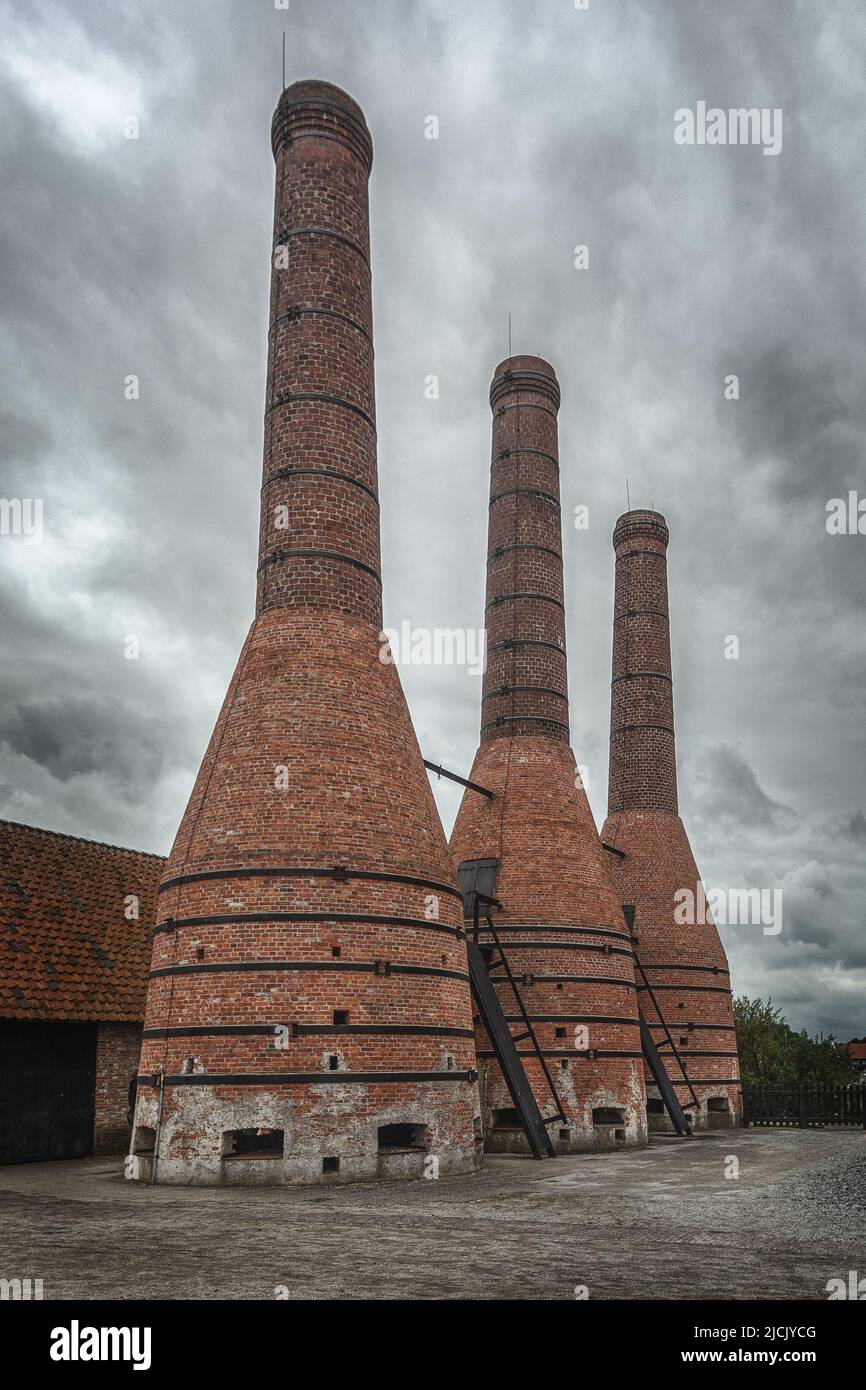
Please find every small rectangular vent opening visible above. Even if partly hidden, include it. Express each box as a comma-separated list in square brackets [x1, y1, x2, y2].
[322, 1156, 340, 1174]
[646, 1098, 665, 1115]
[491, 1108, 521, 1130]
[132, 1126, 156, 1154]
[222, 1128, 285, 1159]
[333, 1010, 349, 1025]
[592, 1107, 625, 1127]
[707, 1097, 730, 1113]
[377, 1122, 427, 1152]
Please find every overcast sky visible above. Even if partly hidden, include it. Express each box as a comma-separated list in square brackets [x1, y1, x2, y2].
[1, 0, 864, 1039]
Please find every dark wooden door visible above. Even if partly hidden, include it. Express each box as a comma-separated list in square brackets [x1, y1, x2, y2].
[0, 1021, 96, 1163]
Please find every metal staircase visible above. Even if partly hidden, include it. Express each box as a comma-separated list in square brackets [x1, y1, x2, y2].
[463, 885, 565, 1159]
[452, 841, 695, 1152]
[622, 904, 696, 1137]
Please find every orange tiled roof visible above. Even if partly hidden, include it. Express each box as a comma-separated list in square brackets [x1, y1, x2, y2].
[0, 819, 163, 1022]
[847, 1040, 866, 1061]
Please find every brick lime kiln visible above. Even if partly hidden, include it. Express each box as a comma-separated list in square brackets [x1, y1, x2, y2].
[600, 510, 741, 1129]
[131, 81, 481, 1185]
[449, 357, 647, 1153]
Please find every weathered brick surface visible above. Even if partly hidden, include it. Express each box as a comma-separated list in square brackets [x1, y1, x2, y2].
[450, 359, 647, 1152]
[601, 510, 741, 1129]
[133, 81, 480, 1185]
[94, 1022, 140, 1153]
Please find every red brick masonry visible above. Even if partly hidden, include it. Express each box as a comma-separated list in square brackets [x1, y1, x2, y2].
[133, 81, 480, 1185]
[450, 358, 647, 1152]
[94, 1022, 142, 1153]
[601, 510, 741, 1129]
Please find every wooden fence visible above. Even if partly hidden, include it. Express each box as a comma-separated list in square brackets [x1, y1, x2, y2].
[742, 1083, 866, 1128]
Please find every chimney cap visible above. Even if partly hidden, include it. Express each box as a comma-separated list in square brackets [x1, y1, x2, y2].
[272, 79, 372, 171]
[612, 509, 669, 549]
[278, 79, 367, 121]
[490, 355, 560, 412]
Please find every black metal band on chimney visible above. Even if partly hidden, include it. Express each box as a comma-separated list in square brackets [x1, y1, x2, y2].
[273, 225, 371, 266]
[490, 488, 561, 508]
[261, 467, 380, 506]
[137, 1070, 476, 1088]
[158, 865, 464, 899]
[143, 1024, 475, 1040]
[475, 1050, 643, 1061]
[486, 592, 565, 612]
[481, 715, 570, 737]
[149, 961, 471, 983]
[269, 305, 373, 345]
[256, 548, 382, 585]
[490, 542, 563, 563]
[265, 392, 377, 431]
[494, 402, 559, 422]
[481, 685, 568, 703]
[153, 911, 467, 940]
[488, 638, 567, 657]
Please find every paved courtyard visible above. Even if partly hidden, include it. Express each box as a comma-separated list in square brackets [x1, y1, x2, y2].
[1, 1129, 864, 1300]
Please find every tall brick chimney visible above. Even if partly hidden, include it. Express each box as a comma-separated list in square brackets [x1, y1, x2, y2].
[132, 81, 481, 1185]
[450, 357, 647, 1152]
[600, 510, 741, 1129]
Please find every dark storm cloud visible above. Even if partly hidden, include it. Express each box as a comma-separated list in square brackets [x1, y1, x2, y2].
[1, 0, 864, 1036]
[688, 743, 795, 828]
[0, 694, 167, 784]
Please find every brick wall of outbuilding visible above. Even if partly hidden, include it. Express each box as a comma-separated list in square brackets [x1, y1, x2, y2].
[94, 1023, 141, 1154]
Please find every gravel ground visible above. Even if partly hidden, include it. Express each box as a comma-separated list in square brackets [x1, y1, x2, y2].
[0, 1128, 864, 1300]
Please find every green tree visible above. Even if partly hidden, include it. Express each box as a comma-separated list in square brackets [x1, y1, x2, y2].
[733, 995, 859, 1085]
